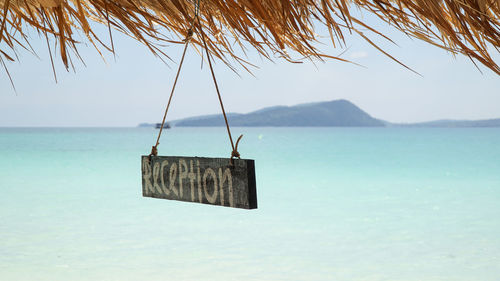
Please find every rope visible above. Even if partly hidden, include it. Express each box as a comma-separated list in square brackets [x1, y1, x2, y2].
[151, 0, 243, 164]
[149, 36, 189, 157]
[196, 15, 242, 163]
[150, 2, 199, 158]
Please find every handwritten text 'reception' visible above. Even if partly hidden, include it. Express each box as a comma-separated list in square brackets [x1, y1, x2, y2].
[141, 156, 257, 209]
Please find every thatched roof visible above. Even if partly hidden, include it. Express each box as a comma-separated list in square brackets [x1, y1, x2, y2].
[1, 0, 499, 76]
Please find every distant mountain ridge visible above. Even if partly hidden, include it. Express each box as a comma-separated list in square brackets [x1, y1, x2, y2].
[395, 119, 500, 127]
[174, 100, 385, 127]
[140, 100, 500, 128]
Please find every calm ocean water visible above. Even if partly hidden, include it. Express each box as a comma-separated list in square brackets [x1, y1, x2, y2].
[1, 127, 499, 281]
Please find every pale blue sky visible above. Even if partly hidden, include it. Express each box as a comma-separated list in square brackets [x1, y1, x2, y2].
[1, 15, 499, 127]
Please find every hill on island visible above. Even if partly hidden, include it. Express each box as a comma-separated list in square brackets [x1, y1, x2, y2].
[174, 100, 385, 127]
[140, 99, 500, 128]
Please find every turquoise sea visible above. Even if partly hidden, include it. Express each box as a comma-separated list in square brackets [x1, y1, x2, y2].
[1, 127, 499, 281]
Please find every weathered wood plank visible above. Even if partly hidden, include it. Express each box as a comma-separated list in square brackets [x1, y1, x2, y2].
[141, 156, 257, 209]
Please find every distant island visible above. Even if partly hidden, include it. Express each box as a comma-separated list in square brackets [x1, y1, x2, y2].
[138, 122, 171, 129]
[394, 119, 500, 127]
[139, 99, 500, 128]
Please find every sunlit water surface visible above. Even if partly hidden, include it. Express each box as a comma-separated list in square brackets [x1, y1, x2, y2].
[1, 127, 499, 281]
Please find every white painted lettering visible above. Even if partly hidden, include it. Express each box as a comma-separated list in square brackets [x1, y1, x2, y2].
[160, 160, 170, 195]
[203, 167, 218, 204]
[152, 162, 163, 194]
[178, 159, 188, 198]
[188, 160, 196, 201]
[169, 162, 178, 197]
[142, 159, 154, 194]
[219, 167, 234, 207]
[196, 160, 202, 203]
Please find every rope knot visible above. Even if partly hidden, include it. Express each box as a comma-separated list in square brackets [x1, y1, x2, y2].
[150, 145, 158, 158]
[231, 150, 240, 159]
[229, 134, 243, 165]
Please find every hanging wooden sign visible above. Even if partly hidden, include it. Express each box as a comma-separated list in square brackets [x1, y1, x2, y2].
[141, 156, 257, 209]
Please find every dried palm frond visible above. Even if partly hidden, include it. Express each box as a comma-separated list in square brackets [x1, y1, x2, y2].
[0, 0, 499, 77]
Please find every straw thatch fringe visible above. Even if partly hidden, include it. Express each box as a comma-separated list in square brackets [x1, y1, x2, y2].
[0, 0, 499, 76]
